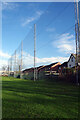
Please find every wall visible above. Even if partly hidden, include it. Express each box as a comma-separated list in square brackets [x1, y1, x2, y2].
[68, 56, 75, 68]
[38, 70, 45, 80]
[22, 71, 34, 80]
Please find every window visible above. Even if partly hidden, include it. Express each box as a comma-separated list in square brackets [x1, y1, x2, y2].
[69, 64, 71, 67]
[71, 57, 73, 62]
[59, 67, 61, 70]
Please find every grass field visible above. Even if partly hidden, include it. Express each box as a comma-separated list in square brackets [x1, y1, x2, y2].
[2, 76, 79, 119]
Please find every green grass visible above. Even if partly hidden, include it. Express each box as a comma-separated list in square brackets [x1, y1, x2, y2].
[2, 76, 79, 119]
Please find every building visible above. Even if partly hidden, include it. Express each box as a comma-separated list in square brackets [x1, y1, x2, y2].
[38, 62, 61, 79]
[67, 54, 76, 68]
[50, 62, 61, 72]
[22, 67, 34, 80]
[58, 62, 68, 76]
[22, 62, 61, 80]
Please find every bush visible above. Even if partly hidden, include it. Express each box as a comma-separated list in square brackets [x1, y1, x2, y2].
[16, 74, 20, 78]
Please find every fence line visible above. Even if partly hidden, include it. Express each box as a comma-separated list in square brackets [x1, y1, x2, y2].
[7, 2, 79, 81]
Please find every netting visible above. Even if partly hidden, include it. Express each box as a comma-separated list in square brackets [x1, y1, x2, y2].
[8, 2, 78, 79]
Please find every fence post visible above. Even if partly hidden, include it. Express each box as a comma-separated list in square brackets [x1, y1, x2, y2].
[20, 41, 23, 79]
[14, 50, 16, 78]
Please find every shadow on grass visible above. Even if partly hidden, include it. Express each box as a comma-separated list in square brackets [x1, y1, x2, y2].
[2, 79, 79, 98]
[2, 77, 79, 119]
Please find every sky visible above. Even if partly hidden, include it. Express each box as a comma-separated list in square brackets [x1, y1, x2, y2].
[1, 1, 80, 69]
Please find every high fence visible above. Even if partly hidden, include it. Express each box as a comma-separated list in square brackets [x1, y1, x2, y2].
[8, 2, 80, 80]
[8, 26, 35, 78]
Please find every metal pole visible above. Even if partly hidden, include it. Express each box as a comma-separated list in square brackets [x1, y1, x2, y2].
[74, 0, 77, 70]
[77, 0, 79, 85]
[8, 59, 10, 76]
[79, 25, 80, 61]
[75, 24, 77, 66]
[21, 41, 23, 79]
[34, 24, 36, 81]
[14, 50, 16, 77]
[77, 0, 80, 58]
[11, 57, 12, 72]
[74, 0, 79, 85]
[36, 67, 37, 80]
[75, 23, 79, 85]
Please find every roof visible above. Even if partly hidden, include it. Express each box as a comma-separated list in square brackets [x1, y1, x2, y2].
[59, 62, 68, 67]
[22, 67, 34, 72]
[51, 62, 61, 69]
[71, 53, 76, 58]
[37, 65, 45, 71]
[22, 62, 59, 73]
[68, 53, 80, 62]
[38, 62, 59, 71]
[45, 62, 58, 68]
[68, 53, 76, 63]
[22, 65, 44, 73]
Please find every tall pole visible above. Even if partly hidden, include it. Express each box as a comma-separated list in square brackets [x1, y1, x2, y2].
[75, 24, 77, 65]
[77, 0, 80, 85]
[75, 23, 79, 85]
[79, 25, 80, 62]
[77, 0, 80, 59]
[74, 1, 78, 84]
[11, 57, 12, 72]
[74, 0, 77, 67]
[8, 59, 10, 76]
[34, 24, 36, 81]
[14, 50, 16, 77]
[74, 0, 79, 85]
[21, 41, 23, 79]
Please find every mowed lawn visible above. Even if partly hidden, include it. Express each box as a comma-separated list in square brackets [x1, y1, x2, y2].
[2, 76, 79, 119]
